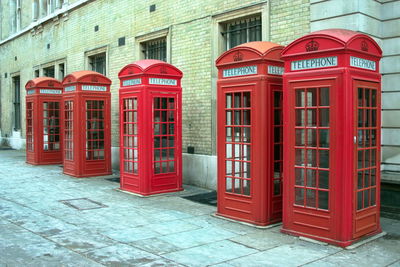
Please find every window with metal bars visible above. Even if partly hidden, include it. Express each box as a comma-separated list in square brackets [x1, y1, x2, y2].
[13, 76, 21, 130]
[89, 53, 107, 75]
[142, 38, 167, 62]
[222, 16, 262, 50]
[43, 66, 55, 78]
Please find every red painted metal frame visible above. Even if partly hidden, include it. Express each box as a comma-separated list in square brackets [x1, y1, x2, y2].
[281, 29, 382, 247]
[25, 77, 63, 165]
[118, 59, 183, 196]
[216, 42, 284, 226]
[62, 71, 112, 178]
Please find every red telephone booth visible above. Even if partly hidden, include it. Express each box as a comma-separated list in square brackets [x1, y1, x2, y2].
[281, 29, 382, 246]
[216, 42, 284, 226]
[62, 71, 112, 177]
[25, 77, 63, 165]
[118, 60, 183, 196]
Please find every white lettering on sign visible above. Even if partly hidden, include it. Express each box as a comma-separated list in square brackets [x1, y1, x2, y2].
[82, 85, 107, 91]
[268, 65, 284, 75]
[27, 90, 35, 95]
[39, 89, 62, 94]
[291, 56, 338, 71]
[123, 78, 142, 86]
[64, 86, 76, 92]
[350, 56, 376, 71]
[149, 78, 177, 86]
[223, 65, 257, 77]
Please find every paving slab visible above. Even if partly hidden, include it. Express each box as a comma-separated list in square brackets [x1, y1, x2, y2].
[163, 239, 258, 267]
[1, 149, 400, 266]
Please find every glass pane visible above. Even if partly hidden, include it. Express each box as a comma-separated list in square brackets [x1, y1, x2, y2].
[320, 87, 329, 106]
[273, 180, 280, 195]
[307, 129, 317, 147]
[319, 129, 329, 148]
[364, 189, 370, 207]
[226, 127, 232, 142]
[234, 111, 241, 125]
[306, 169, 316, 187]
[295, 168, 304, 186]
[243, 127, 251, 142]
[306, 88, 317, 106]
[318, 191, 329, 210]
[296, 110, 305, 126]
[295, 90, 305, 107]
[234, 93, 241, 108]
[226, 177, 232, 192]
[307, 109, 317, 126]
[274, 110, 281, 125]
[358, 88, 363, 107]
[295, 129, 305, 146]
[364, 169, 370, 188]
[274, 92, 281, 107]
[307, 149, 317, 167]
[371, 90, 377, 107]
[371, 110, 376, 127]
[371, 169, 376, 186]
[244, 162, 251, 178]
[243, 144, 250, 161]
[274, 127, 281, 142]
[319, 170, 329, 189]
[243, 180, 251, 196]
[318, 150, 329, 168]
[358, 110, 364, 127]
[306, 189, 316, 208]
[161, 98, 168, 109]
[243, 92, 250, 107]
[226, 94, 232, 108]
[319, 109, 329, 127]
[295, 149, 305, 166]
[243, 110, 251, 125]
[357, 191, 363, 210]
[226, 144, 232, 159]
[274, 144, 281, 161]
[365, 89, 371, 107]
[295, 188, 304, 205]
[234, 179, 241, 194]
[226, 161, 232, 176]
[371, 188, 376, 206]
[358, 171, 363, 189]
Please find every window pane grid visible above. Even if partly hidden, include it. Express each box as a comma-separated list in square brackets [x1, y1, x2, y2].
[224, 16, 261, 50]
[85, 100, 105, 160]
[144, 38, 167, 62]
[123, 98, 139, 174]
[225, 92, 251, 196]
[64, 101, 73, 160]
[294, 87, 330, 210]
[273, 91, 283, 196]
[43, 102, 60, 151]
[153, 97, 176, 174]
[356, 87, 378, 210]
[26, 102, 34, 151]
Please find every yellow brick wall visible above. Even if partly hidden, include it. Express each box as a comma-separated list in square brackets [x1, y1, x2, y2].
[0, 0, 311, 154]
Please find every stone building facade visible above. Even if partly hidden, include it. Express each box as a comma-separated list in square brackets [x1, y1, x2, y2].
[0, 0, 399, 187]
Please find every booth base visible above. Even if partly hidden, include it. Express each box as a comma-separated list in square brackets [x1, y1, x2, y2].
[215, 212, 281, 227]
[213, 213, 282, 229]
[117, 187, 184, 197]
[280, 227, 384, 248]
[63, 171, 113, 178]
[27, 161, 63, 166]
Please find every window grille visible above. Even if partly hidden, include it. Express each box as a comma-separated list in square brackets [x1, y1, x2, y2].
[143, 38, 167, 62]
[222, 16, 261, 50]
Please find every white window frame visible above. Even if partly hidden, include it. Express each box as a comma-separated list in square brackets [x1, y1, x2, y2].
[85, 46, 108, 76]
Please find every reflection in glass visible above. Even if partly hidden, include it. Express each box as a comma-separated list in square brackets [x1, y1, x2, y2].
[295, 168, 304, 186]
[307, 88, 317, 106]
[295, 149, 305, 166]
[318, 191, 329, 210]
[307, 129, 317, 147]
[307, 109, 317, 126]
[295, 188, 304, 205]
[226, 177, 232, 191]
[296, 110, 305, 126]
[243, 92, 251, 107]
[307, 149, 317, 167]
[295, 129, 305, 146]
[306, 169, 316, 187]
[319, 129, 329, 148]
[320, 87, 329, 106]
[319, 109, 329, 127]
[319, 150, 329, 168]
[295, 90, 305, 107]
[306, 189, 316, 208]
[319, 170, 329, 189]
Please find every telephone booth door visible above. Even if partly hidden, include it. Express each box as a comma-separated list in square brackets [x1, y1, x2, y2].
[281, 29, 382, 247]
[25, 78, 63, 165]
[216, 42, 284, 226]
[354, 80, 380, 238]
[118, 59, 183, 196]
[62, 71, 112, 178]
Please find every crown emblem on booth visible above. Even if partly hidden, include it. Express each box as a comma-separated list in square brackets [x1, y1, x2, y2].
[361, 40, 369, 51]
[67, 78, 72, 83]
[160, 66, 167, 74]
[306, 40, 319, 52]
[91, 77, 98, 82]
[233, 52, 243, 61]
[128, 68, 133, 74]
[48, 81, 54, 86]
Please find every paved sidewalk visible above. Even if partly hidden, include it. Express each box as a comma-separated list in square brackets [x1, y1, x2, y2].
[0, 149, 399, 267]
